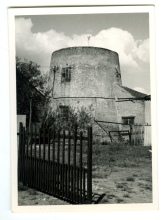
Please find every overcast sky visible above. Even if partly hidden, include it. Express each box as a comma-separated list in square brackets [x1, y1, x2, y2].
[15, 13, 150, 94]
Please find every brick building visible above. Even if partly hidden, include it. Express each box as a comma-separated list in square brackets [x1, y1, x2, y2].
[49, 47, 150, 141]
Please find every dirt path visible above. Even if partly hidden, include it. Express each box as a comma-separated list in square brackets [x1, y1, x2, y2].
[92, 165, 152, 204]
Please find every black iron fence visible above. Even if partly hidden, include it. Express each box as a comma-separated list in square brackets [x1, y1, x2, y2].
[18, 122, 93, 204]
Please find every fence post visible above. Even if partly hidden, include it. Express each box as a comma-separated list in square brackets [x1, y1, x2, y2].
[87, 126, 92, 204]
[18, 122, 23, 183]
[129, 124, 132, 145]
[22, 126, 26, 185]
[79, 131, 83, 203]
[73, 125, 77, 202]
[67, 131, 71, 199]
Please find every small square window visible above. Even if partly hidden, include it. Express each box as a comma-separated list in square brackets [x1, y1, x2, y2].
[61, 66, 72, 82]
[59, 105, 69, 119]
[122, 117, 135, 125]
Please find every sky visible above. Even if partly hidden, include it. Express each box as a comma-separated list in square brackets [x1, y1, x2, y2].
[15, 13, 150, 94]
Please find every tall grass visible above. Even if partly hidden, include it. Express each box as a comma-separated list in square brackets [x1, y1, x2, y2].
[92, 143, 152, 168]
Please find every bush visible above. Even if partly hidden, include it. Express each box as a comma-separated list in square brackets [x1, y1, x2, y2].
[41, 106, 93, 132]
[101, 140, 110, 145]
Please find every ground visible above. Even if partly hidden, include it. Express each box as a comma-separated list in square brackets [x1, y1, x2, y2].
[18, 143, 152, 205]
[92, 143, 152, 204]
[18, 186, 68, 205]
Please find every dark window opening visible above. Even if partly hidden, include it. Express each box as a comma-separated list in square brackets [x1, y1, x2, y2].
[122, 116, 135, 125]
[115, 67, 121, 79]
[61, 66, 72, 82]
[53, 65, 59, 73]
[59, 105, 69, 119]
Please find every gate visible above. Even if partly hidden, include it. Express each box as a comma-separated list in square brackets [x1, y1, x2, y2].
[18, 122, 92, 204]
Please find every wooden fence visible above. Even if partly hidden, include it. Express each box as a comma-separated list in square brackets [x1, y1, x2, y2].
[95, 120, 152, 146]
[144, 125, 152, 147]
[18, 123, 93, 204]
[130, 125, 151, 147]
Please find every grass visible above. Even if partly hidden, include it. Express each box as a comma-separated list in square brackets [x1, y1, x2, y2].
[123, 193, 131, 198]
[145, 185, 152, 190]
[117, 198, 124, 203]
[107, 194, 116, 199]
[29, 189, 39, 196]
[126, 177, 135, 182]
[92, 143, 152, 168]
[91, 143, 152, 204]
[18, 183, 28, 191]
[138, 182, 152, 189]
[101, 198, 109, 203]
[116, 183, 125, 189]
[26, 140, 151, 169]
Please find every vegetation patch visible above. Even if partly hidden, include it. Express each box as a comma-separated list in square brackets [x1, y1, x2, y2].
[117, 198, 124, 203]
[123, 193, 131, 198]
[127, 177, 135, 182]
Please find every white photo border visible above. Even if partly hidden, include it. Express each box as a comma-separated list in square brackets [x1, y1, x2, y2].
[8, 5, 157, 212]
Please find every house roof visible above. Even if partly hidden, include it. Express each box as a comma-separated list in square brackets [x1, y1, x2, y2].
[121, 86, 151, 101]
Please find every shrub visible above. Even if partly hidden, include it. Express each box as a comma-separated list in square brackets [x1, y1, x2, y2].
[40, 106, 93, 132]
[101, 140, 110, 145]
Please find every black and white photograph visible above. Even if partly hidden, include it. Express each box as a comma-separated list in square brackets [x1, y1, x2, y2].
[8, 5, 157, 212]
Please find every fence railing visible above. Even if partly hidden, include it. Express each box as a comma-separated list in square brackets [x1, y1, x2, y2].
[18, 123, 93, 204]
[94, 120, 151, 146]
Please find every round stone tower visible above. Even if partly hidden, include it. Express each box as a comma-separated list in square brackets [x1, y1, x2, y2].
[49, 47, 122, 123]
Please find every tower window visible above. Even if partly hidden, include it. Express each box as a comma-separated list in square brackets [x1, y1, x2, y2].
[122, 116, 135, 125]
[59, 105, 69, 119]
[61, 66, 72, 82]
[115, 67, 121, 79]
